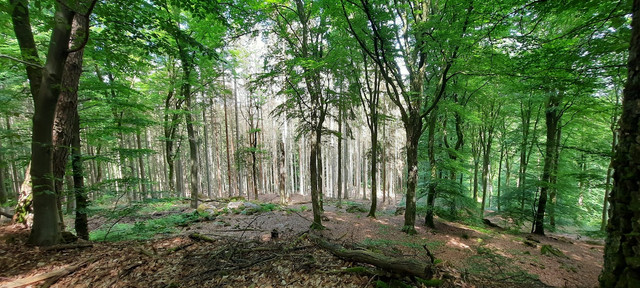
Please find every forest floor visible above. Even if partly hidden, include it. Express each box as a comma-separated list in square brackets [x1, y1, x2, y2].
[0, 194, 604, 288]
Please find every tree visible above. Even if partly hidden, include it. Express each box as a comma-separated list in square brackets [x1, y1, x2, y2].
[600, 0, 640, 285]
[340, 0, 474, 234]
[10, 0, 96, 246]
[267, 0, 335, 229]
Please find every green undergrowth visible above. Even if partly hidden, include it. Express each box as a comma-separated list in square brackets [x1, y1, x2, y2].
[465, 245, 540, 286]
[88, 197, 291, 242]
[90, 211, 205, 242]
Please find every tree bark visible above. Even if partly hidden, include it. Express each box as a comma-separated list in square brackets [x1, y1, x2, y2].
[179, 49, 199, 209]
[310, 130, 323, 229]
[425, 110, 437, 228]
[223, 88, 235, 198]
[72, 111, 88, 240]
[28, 3, 75, 246]
[600, 1, 640, 285]
[309, 234, 434, 279]
[52, 13, 86, 230]
[278, 139, 286, 204]
[337, 109, 343, 207]
[402, 115, 422, 235]
[0, 138, 6, 206]
[533, 92, 561, 235]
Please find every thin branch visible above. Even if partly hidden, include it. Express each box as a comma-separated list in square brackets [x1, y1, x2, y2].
[0, 54, 43, 68]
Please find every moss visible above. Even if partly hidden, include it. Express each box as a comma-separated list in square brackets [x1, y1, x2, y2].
[401, 225, 417, 235]
[540, 244, 566, 258]
[625, 257, 640, 268]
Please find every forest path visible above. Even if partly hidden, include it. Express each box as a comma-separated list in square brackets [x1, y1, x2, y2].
[0, 195, 603, 287]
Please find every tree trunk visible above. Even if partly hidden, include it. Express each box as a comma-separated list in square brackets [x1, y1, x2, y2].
[278, 139, 286, 204]
[72, 111, 88, 240]
[317, 141, 324, 210]
[480, 132, 493, 216]
[135, 131, 147, 199]
[0, 138, 6, 206]
[601, 2, 640, 285]
[533, 92, 561, 235]
[223, 90, 234, 198]
[233, 76, 242, 197]
[425, 110, 437, 228]
[310, 130, 323, 229]
[497, 146, 504, 211]
[337, 109, 343, 207]
[368, 117, 378, 218]
[181, 57, 199, 209]
[402, 115, 422, 235]
[202, 108, 213, 198]
[27, 3, 76, 246]
[65, 174, 74, 214]
[52, 13, 85, 230]
[549, 122, 561, 228]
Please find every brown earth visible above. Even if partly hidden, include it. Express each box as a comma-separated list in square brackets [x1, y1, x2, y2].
[0, 194, 603, 287]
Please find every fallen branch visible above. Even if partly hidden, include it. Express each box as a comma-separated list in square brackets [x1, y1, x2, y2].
[3, 259, 93, 288]
[482, 218, 502, 229]
[308, 234, 434, 279]
[188, 233, 216, 243]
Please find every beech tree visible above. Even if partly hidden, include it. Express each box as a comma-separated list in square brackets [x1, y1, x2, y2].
[9, 0, 97, 246]
[600, 0, 640, 285]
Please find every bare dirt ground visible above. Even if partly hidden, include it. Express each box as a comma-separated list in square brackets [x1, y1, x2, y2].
[0, 194, 603, 287]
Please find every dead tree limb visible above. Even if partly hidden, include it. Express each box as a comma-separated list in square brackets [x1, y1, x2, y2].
[308, 234, 434, 279]
[3, 258, 93, 288]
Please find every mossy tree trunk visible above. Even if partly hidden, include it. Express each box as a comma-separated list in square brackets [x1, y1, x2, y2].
[600, 1, 640, 285]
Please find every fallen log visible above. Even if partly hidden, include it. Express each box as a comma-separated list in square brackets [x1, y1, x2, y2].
[3, 258, 93, 288]
[482, 218, 502, 229]
[0, 210, 13, 218]
[308, 234, 434, 279]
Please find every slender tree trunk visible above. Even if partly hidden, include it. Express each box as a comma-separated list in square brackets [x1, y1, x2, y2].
[0, 138, 6, 206]
[223, 91, 234, 198]
[65, 173, 74, 214]
[233, 76, 242, 197]
[310, 130, 323, 229]
[533, 92, 561, 235]
[480, 134, 493, 216]
[278, 139, 286, 204]
[601, 141, 615, 232]
[497, 146, 504, 211]
[382, 121, 387, 205]
[425, 111, 437, 228]
[72, 111, 88, 240]
[368, 117, 378, 217]
[473, 148, 479, 201]
[202, 108, 212, 198]
[337, 109, 343, 208]
[136, 131, 147, 199]
[317, 141, 324, 210]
